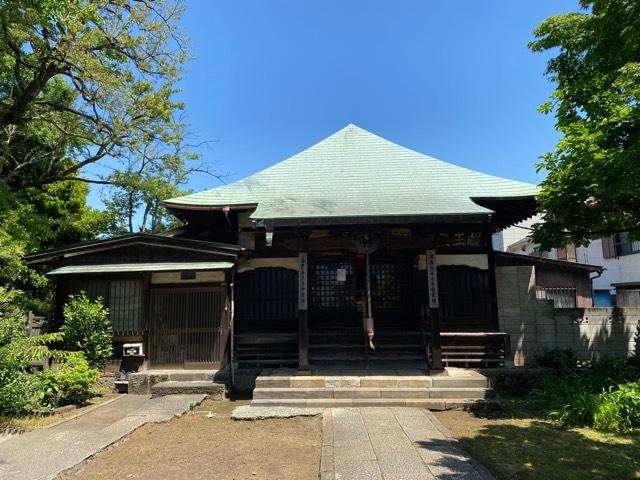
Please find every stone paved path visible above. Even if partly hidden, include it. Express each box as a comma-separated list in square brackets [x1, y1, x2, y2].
[321, 407, 493, 480]
[0, 394, 206, 480]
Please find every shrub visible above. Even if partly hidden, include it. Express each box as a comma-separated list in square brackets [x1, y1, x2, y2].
[0, 369, 46, 414]
[40, 353, 99, 407]
[533, 356, 640, 432]
[0, 287, 26, 347]
[63, 294, 112, 369]
[0, 333, 68, 413]
[536, 348, 577, 372]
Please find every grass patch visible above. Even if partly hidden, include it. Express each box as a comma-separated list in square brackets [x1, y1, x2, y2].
[0, 384, 118, 430]
[436, 395, 640, 480]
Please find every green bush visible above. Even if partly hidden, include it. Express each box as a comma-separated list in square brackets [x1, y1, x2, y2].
[63, 294, 112, 369]
[536, 348, 577, 372]
[0, 369, 46, 414]
[533, 355, 640, 432]
[40, 353, 99, 406]
[0, 287, 27, 347]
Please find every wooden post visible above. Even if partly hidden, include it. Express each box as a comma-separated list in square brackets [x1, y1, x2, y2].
[485, 225, 500, 331]
[229, 268, 236, 385]
[298, 252, 310, 370]
[426, 250, 443, 371]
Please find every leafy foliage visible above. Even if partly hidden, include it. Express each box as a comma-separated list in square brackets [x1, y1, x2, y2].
[529, 0, 640, 248]
[533, 353, 640, 432]
[0, 0, 195, 190]
[0, 369, 47, 413]
[62, 294, 112, 369]
[0, 177, 105, 312]
[40, 352, 99, 406]
[0, 287, 27, 346]
[0, 332, 66, 371]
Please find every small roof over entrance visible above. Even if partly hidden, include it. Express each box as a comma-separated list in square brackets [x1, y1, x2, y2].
[164, 124, 539, 228]
[47, 262, 234, 275]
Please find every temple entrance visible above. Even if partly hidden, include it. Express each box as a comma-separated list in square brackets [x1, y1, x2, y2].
[148, 286, 226, 368]
[308, 254, 425, 366]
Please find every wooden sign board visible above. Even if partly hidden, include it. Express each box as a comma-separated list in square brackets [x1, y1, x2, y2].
[426, 249, 439, 309]
[298, 252, 308, 310]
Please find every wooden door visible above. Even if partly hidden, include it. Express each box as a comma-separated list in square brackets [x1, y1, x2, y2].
[309, 258, 359, 331]
[149, 286, 226, 368]
[370, 259, 416, 330]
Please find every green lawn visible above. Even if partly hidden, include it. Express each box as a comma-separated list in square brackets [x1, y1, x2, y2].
[435, 399, 640, 480]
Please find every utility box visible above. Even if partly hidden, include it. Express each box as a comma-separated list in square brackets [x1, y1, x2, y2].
[123, 342, 144, 357]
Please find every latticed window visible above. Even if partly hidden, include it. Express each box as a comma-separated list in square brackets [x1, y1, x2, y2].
[109, 280, 145, 335]
[311, 261, 354, 309]
[536, 287, 576, 308]
[66, 278, 144, 336]
[370, 262, 412, 309]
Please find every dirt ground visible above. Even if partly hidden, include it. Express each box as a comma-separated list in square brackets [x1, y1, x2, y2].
[60, 397, 322, 480]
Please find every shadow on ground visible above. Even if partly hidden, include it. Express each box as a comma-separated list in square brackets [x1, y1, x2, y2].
[450, 419, 640, 480]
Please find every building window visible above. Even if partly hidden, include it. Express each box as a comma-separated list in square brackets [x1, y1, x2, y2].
[311, 261, 355, 309]
[536, 287, 576, 308]
[614, 232, 640, 257]
[67, 278, 144, 336]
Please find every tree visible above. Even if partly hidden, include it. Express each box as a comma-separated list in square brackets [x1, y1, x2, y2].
[0, 0, 203, 192]
[100, 142, 194, 235]
[529, 0, 640, 249]
[0, 171, 105, 312]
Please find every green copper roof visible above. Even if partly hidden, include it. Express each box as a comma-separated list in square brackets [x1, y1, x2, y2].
[48, 262, 234, 275]
[164, 124, 539, 223]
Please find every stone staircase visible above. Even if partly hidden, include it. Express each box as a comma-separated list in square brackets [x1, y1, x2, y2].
[251, 368, 493, 409]
[128, 370, 226, 399]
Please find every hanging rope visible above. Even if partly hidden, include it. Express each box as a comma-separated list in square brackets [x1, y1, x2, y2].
[365, 233, 375, 350]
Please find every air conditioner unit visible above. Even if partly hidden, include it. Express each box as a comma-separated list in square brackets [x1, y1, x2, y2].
[123, 342, 144, 357]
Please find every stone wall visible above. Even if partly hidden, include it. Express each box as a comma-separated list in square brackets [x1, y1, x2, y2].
[496, 265, 640, 366]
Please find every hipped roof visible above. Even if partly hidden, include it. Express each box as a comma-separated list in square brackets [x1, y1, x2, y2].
[164, 124, 539, 227]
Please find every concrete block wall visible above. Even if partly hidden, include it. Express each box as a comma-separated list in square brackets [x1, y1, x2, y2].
[496, 266, 640, 366]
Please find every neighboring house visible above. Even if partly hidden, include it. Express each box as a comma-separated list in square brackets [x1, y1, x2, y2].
[503, 223, 640, 307]
[26, 124, 607, 375]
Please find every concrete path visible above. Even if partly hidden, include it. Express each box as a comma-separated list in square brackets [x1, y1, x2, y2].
[0, 394, 206, 480]
[321, 407, 493, 480]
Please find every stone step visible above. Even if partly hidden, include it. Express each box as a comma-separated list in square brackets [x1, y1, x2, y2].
[151, 380, 225, 399]
[250, 398, 496, 410]
[254, 375, 433, 389]
[430, 376, 491, 388]
[253, 386, 491, 400]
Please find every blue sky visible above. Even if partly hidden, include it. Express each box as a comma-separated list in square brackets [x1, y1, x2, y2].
[91, 0, 580, 206]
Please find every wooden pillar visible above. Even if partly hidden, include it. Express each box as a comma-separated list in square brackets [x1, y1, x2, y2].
[426, 250, 443, 370]
[485, 225, 500, 331]
[298, 252, 310, 370]
[142, 273, 151, 371]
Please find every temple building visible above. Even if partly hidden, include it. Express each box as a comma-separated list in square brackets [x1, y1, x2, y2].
[27, 124, 601, 382]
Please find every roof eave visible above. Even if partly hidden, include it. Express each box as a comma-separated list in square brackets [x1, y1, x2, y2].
[252, 212, 493, 228]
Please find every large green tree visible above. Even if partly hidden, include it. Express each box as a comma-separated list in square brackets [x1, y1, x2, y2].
[530, 0, 640, 249]
[0, 0, 201, 193]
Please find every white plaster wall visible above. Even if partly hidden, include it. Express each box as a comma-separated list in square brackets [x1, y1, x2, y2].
[575, 239, 640, 290]
[418, 254, 489, 270]
[151, 271, 226, 284]
[237, 257, 299, 273]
